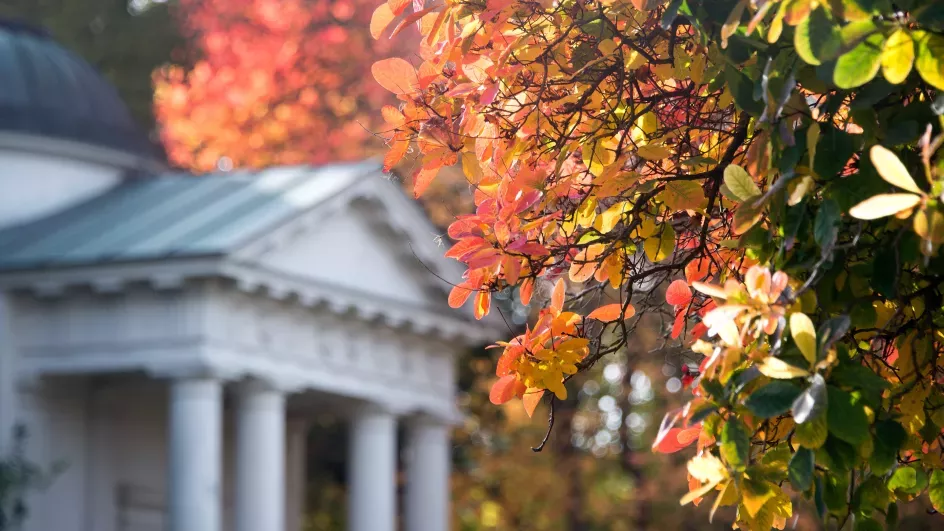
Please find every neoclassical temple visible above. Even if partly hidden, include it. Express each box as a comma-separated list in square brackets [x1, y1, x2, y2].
[0, 21, 495, 531]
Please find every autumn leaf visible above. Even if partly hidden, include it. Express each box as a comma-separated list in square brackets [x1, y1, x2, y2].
[723, 164, 761, 202]
[870, 145, 924, 194]
[522, 388, 545, 418]
[849, 193, 922, 220]
[789, 312, 817, 366]
[587, 303, 636, 322]
[371, 57, 419, 94]
[448, 284, 474, 308]
[756, 357, 810, 379]
[370, 3, 396, 39]
[489, 374, 518, 405]
[666, 279, 693, 306]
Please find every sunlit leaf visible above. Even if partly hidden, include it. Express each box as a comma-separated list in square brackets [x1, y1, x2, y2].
[489, 374, 518, 405]
[723, 164, 761, 201]
[371, 57, 419, 94]
[662, 180, 706, 212]
[370, 3, 396, 39]
[848, 193, 921, 220]
[833, 33, 884, 89]
[790, 313, 817, 366]
[720, 418, 750, 470]
[666, 280, 693, 306]
[522, 388, 544, 418]
[794, 6, 840, 66]
[587, 303, 635, 322]
[882, 29, 915, 84]
[756, 357, 810, 379]
[870, 145, 924, 194]
[915, 30, 944, 90]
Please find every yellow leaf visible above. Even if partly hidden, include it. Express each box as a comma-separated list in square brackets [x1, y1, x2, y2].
[594, 201, 630, 234]
[914, 30, 944, 91]
[723, 164, 762, 201]
[914, 208, 944, 246]
[807, 122, 820, 171]
[849, 193, 922, 220]
[687, 453, 728, 483]
[644, 223, 675, 262]
[732, 199, 765, 234]
[461, 152, 483, 182]
[789, 313, 817, 366]
[882, 29, 915, 84]
[756, 357, 810, 379]
[598, 39, 618, 56]
[637, 144, 672, 160]
[710, 480, 738, 522]
[870, 145, 923, 194]
[794, 414, 827, 448]
[741, 478, 776, 518]
[680, 480, 721, 506]
[786, 175, 814, 206]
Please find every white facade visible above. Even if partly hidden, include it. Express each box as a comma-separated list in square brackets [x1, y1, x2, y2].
[0, 139, 493, 531]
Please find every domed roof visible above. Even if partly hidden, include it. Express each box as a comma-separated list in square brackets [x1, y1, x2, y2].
[0, 19, 155, 159]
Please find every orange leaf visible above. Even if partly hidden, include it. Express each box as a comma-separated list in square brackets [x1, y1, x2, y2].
[389, 6, 440, 39]
[522, 389, 545, 417]
[370, 4, 396, 39]
[550, 278, 565, 314]
[587, 303, 635, 322]
[413, 165, 439, 197]
[520, 278, 534, 306]
[474, 290, 491, 319]
[448, 285, 473, 309]
[666, 279, 693, 306]
[387, 0, 411, 16]
[489, 374, 518, 405]
[371, 58, 419, 95]
[383, 139, 409, 172]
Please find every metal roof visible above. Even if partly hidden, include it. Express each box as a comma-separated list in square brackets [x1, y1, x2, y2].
[0, 19, 155, 158]
[0, 162, 378, 272]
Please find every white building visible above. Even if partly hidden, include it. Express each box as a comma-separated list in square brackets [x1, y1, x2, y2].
[0, 21, 494, 531]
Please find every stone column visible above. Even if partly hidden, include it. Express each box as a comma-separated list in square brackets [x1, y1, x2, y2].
[234, 380, 286, 531]
[347, 404, 397, 531]
[405, 415, 451, 531]
[168, 377, 222, 531]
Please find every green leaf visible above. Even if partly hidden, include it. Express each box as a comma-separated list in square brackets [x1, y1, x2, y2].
[825, 385, 870, 445]
[723, 164, 762, 201]
[915, 30, 944, 90]
[882, 29, 915, 84]
[854, 516, 883, 531]
[721, 417, 750, 470]
[887, 466, 917, 493]
[830, 363, 889, 395]
[744, 381, 803, 418]
[833, 33, 885, 89]
[788, 447, 814, 491]
[930, 470, 944, 513]
[794, 6, 841, 66]
[814, 199, 840, 248]
[886, 501, 899, 531]
[871, 419, 906, 474]
[793, 373, 827, 424]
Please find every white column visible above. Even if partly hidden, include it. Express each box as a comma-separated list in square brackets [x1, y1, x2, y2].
[347, 404, 397, 531]
[405, 416, 451, 531]
[168, 378, 222, 531]
[285, 419, 308, 531]
[235, 381, 286, 531]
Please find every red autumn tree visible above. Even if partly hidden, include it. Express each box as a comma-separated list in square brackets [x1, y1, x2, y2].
[153, 0, 417, 171]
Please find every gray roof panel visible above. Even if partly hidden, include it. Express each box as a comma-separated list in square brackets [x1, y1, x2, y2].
[0, 162, 376, 272]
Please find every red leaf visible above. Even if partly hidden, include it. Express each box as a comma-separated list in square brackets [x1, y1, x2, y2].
[489, 374, 518, 405]
[522, 389, 545, 418]
[587, 303, 635, 322]
[448, 284, 473, 309]
[671, 308, 686, 339]
[370, 4, 396, 39]
[382, 139, 409, 172]
[371, 58, 419, 95]
[652, 427, 699, 454]
[666, 279, 693, 306]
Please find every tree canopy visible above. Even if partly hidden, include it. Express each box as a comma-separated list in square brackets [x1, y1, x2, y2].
[372, 0, 944, 528]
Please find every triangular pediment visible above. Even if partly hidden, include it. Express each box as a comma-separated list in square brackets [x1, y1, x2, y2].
[231, 174, 462, 311]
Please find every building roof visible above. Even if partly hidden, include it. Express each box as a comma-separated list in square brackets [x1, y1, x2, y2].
[0, 19, 155, 158]
[0, 161, 391, 271]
